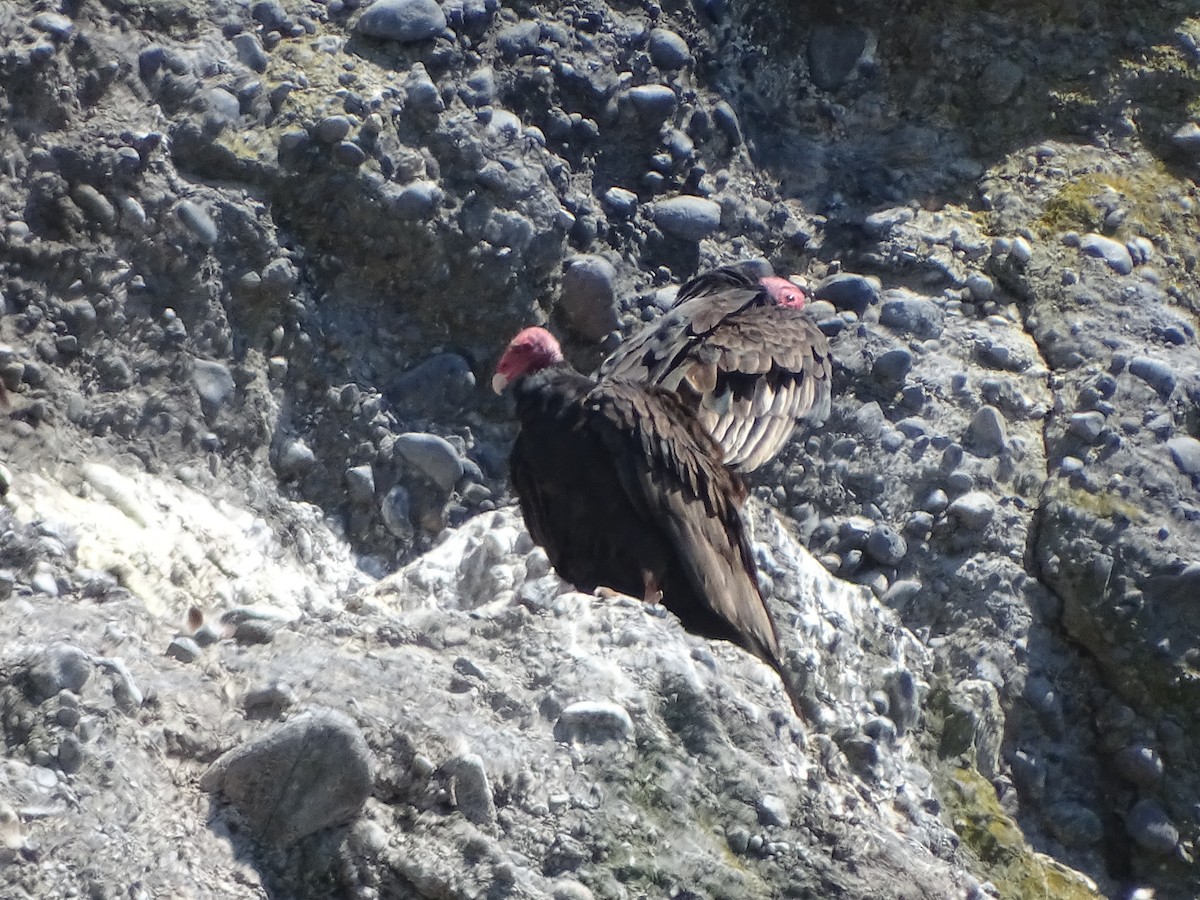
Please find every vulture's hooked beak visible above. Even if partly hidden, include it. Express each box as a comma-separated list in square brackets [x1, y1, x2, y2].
[491, 372, 510, 394]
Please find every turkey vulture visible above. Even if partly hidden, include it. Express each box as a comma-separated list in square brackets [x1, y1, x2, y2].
[597, 265, 832, 472]
[494, 326, 798, 710]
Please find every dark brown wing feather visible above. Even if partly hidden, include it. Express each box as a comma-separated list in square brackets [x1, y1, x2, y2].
[597, 276, 832, 472]
[509, 364, 782, 673]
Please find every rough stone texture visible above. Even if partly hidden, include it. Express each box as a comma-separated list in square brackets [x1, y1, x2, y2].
[1, 0, 1199, 898]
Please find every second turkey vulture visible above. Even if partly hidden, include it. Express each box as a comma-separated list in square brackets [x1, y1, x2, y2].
[597, 265, 833, 472]
[493, 326, 798, 710]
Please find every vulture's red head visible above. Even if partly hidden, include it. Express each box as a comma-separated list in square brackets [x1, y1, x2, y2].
[761, 276, 807, 309]
[492, 326, 565, 393]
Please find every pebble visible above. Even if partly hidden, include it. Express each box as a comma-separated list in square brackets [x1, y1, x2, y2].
[559, 255, 618, 341]
[193, 360, 236, 411]
[865, 525, 907, 566]
[979, 58, 1023, 106]
[712, 101, 741, 144]
[1046, 802, 1103, 847]
[881, 579, 922, 609]
[966, 406, 1007, 457]
[1129, 356, 1176, 397]
[812, 273, 880, 314]
[314, 115, 353, 144]
[1167, 436, 1200, 478]
[72, 185, 117, 230]
[232, 33, 268, 73]
[166, 636, 202, 663]
[496, 21, 540, 58]
[381, 485, 413, 539]
[389, 180, 443, 220]
[277, 439, 316, 477]
[345, 466, 376, 504]
[394, 433, 464, 490]
[1170, 122, 1200, 159]
[879, 292, 944, 338]
[652, 196, 721, 241]
[32, 12, 75, 40]
[873, 348, 913, 382]
[392, 352, 475, 413]
[1114, 745, 1164, 787]
[234, 620, 276, 645]
[649, 28, 691, 69]
[601, 187, 638, 220]
[807, 24, 867, 90]
[756, 794, 790, 828]
[627, 84, 677, 128]
[405, 65, 444, 113]
[357, 0, 447, 42]
[28, 644, 91, 701]
[176, 200, 218, 246]
[1078, 233, 1133, 275]
[243, 683, 296, 719]
[863, 206, 913, 237]
[553, 700, 634, 744]
[945, 492, 996, 530]
[57, 734, 84, 774]
[200, 708, 374, 846]
[903, 511, 934, 539]
[1125, 799, 1178, 855]
[1010, 236, 1032, 265]
[1068, 411, 1105, 443]
[965, 273, 995, 302]
[725, 826, 751, 854]
[333, 141, 367, 167]
[451, 753, 496, 825]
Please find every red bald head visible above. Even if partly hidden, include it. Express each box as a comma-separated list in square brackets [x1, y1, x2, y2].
[760, 276, 807, 309]
[493, 327, 565, 393]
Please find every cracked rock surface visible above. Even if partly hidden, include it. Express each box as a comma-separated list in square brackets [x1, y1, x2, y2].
[2, 0, 1200, 897]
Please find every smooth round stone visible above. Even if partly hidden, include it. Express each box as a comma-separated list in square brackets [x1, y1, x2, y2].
[277, 439, 316, 476]
[333, 141, 367, 167]
[314, 115, 352, 143]
[177, 200, 218, 246]
[967, 405, 1007, 457]
[381, 485, 413, 539]
[649, 28, 690, 69]
[879, 293, 944, 338]
[965, 273, 995, 301]
[812, 273, 880, 314]
[495, 20, 539, 58]
[166, 636, 203, 663]
[1125, 799, 1178, 855]
[1068, 411, 1105, 443]
[553, 701, 634, 744]
[357, 0, 447, 42]
[32, 12, 75, 40]
[946, 492, 996, 530]
[1129, 356, 1176, 397]
[652, 196, 721, 241]
[193, 360, 235, 410]
[756, 794, 790, 828]
[450, 754, 496, 825]
[232, 33, 268, 72]
[873, 348, 913, 381]
[601, 187, 638, 220]
[559, 255, 618, 341]
[1171, 122, 1200, 159]
[345, 466, 376, 504]
[389, 180, 442, 220]
[1010, 237, 1032, 264]
[712, 101, 741, 144]
[1167, 436, 1200, 478]
[626, 84, 676, 126]
[865, 525, 907, 566]
[1114, 744, 1164, 787]
[394, 432, 463, 490]
[1079, 233, 1133, 275]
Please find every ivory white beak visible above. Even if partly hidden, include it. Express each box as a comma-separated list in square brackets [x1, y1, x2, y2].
[491, 372, 509, 394]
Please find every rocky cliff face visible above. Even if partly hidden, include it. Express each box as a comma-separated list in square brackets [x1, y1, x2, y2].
[1, 0, 1198, 897]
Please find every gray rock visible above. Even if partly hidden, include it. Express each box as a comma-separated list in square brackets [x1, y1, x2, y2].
[946, 492, 996, 530]
[451, 754, 496, 825]
[865, 525, 907, 566]
[193, 360, 236, 411]
[234, 620, 276, 645]
[1046, 802, 1103, 848]
[32, 12, 76, 40]
[560, 255, 618, 341]
[965, 273, 995, 302]
[495, 20, 540, 58]
[879, 293, 943, 338]
[554, 700, 634, 744]
[381, 485, 413, 539]
[394, 432, 463, 490]
[405, 64, 444, 113]
[357, 0, 447, 42]
[863, 206, 913, 237]
[757, 794, 790, 828]
[177, 200, 218, 246]
[813, 273, 880, 314]
[278, 439, 316, 477]
[712, 101, 741, 144]
[1114, 744, 1164, 787]
[29, 644, 91, 702]
[314, 115, 353, 144]
[1068, 411, 1105, 443]
[966, 406, 1007, 457]
[807, 25, 868, 91]
[345, 466, 376, 503]
[1129, 356, 1176, 397]
[1167, 436, 1200, 478]
[166, 636, 202, 663]
[1078, 233, 1133, 275]
[389, 180, 443, 220]
[200, 709, 374, 847]
[72, 185, 117, 230]
[1125, 799, 1178, 855]
[232, 33, 268, 73]
[979, 58, 1023, 106]
[873, 348, 913, 382]
[392, 352, 475, 413]
[601, 187, 637, 220]
[1170, 122, 1200, 159]
[649, 29, 691, 69]
[652, 196, 721, 241]
[881, 579, 922, 609]
[627, 84, 677, 127]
